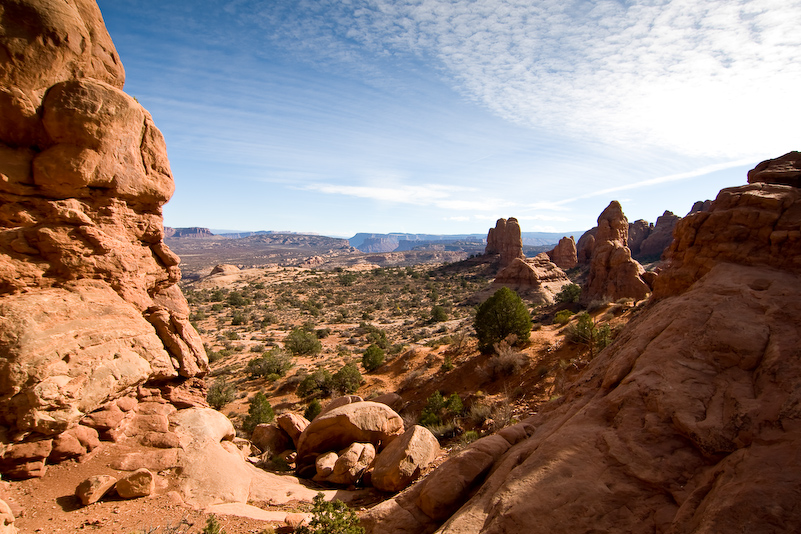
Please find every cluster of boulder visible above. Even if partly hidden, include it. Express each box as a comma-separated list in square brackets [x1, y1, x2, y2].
[250, 396, 441, 493]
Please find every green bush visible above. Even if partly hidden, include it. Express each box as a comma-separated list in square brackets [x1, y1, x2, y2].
[555, 283, 581, 304]
[285, 328, 322, 356]
[554, 309, 574, 325]
[297, 493, 364, 534]
[243, 391, 274, 432]
[247, 348, 292, 378]
[207, 379, 236, 410]
[304, 398, 322, 421]
[203, 516, 226, 534]
[474, 287, 532, 351]
[566, 313, 613, 357]
[361, 344, 385, 372]
[430, 305, 448, 322]
[332, 363, 362, 394]
[297, 369, 333, 398]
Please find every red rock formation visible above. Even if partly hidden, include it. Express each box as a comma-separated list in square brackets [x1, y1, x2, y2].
[575, 227, 597, 264]
[546, 236, 577, 269]
[492, 254, 570, 303]
[627, 219, 651, 256]
[0, 0, 206, 477]
[484, 217, 524, 267]
[365, 156, 801, 534]
[747, 150, 801, 187]
[582, 201, 650, 303]
[638, 210, 679, 258]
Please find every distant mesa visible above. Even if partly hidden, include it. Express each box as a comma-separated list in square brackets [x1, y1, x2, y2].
[164, 227, 213, 238]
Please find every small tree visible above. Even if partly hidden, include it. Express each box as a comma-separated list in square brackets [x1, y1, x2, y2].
[430, 305, 448, 323]
[361, 344, 385, 372]
[304, 398, 323, 421]
[207, 379, 236, 410]
[297, 369, 334, 398]
[285, 328, 322, 356]
[555, 283, 581, 304]
[247, 348, 293, 379]
[474, 287, 532, 352]
[243, 391, 274, 432]
[332, 363, 362, 394]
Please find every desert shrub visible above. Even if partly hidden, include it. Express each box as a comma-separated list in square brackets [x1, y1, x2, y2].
[565, 313, 613, 357]
[242, 391, 274, 432]
[440, 355, 454, 371]
[467, 402, 493, 426]
[554, 309, 574, 325]
[361, 344, 385, 372]
[297, 369, 334, 398]
[486, 341, 527, 379]
[555, 283, 581, 304]
[304, 398, 322, 421]
[458, 430, 480, 447]
[360, 323, 389, 349]
[419, 391, 463, 428]
[297, 492, 364, 534]
[203, 516, 226, 534]
[445, 392, 464, 415]
[247, 348, 292, 378]
[596, 323, 612, 350]
[474, 287, 532, 352]
[430, 305, 448, 322]
[332, 363, 362, 394]
[207, 379, 236, 410]
[285, 328, 322, 356]
[227, 291, 250, 307]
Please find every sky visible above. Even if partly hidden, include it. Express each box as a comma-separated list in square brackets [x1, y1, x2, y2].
[97, 0, 801, 238]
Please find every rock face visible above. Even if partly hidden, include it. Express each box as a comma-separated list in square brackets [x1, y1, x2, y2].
[627, 219, 651, 256]
[0, 0, 206, 478]
[484, 218, 524, 267]
[638, 210, 679, 258]
[491, 254, 570, 303]
[545, 236, 577, 269]
[576, 227, 597, 264]
[582, 201, 650, 303]
[366, 156, 801, 534]
[747, 150, 801, 188]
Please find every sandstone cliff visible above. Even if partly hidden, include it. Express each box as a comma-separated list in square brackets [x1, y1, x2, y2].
[545, 236, 577, 270]
[363, 154, 801, 533]
[0, 0, 207, 476]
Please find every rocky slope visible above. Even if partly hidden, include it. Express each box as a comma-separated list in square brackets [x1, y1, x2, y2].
[363, 153, 801, 533]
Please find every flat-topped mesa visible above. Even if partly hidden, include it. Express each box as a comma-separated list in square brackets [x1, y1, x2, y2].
[654, 151, 801, 299]
[0, 0, 207, 475]
[582, 201, 650, 303]
[484, 217, 525, 267]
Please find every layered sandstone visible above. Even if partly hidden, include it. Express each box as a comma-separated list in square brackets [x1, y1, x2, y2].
[582, 201, 650, 303]
[484, 217, 524, 267]
[0, 0, 206, 477]
[492, 254, 570, 303]
[638, 210, 679, 258]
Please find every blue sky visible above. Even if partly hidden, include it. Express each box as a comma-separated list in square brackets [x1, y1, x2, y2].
[97, 0, 800, 238]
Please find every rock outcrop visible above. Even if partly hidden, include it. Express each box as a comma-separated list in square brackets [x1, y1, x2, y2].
[484, 217, 524, 267]
[582, 201, 650, 303]
[491, 254, 570, 303]
[747, 150, 801, 187]
[0, 0, 206, 478]
[627, 219, 651, 256]
[576, 227, 597, 264]
[545, 236, 577, 269]
[638, 210, 679, 258]
[366, 155, 801, 534]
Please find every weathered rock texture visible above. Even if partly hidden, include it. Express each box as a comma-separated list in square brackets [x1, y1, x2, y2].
[545, 236, 577, 269]
[582, 201, 650, 303]
[365, 156, 801, 534]
[491, 254, 570, 303]
[747, 150, 801, 188]
[576, 227, 597, 264]
[484, 218, 524, 267]
[627, 219, 651, 256]
[0, 0, 206, 477]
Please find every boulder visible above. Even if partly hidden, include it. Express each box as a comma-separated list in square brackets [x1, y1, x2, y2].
[582, 201, 650, 303]
[276, 413, 310, 447]
[546, 236, 578, 270]
[0, 440, 52, 479]
[323, 442, 375, 486]
[370, 393, 403, 412]
[372, 425, 440, 492]
[75, 474, 117, 506]
[319, 395, 364, 417]
[250, 424, 292, 456]
[0, 498, 16, 534]
[210, 264, 240, 275]
[314, 451, 339, 480]
[485, 218, 525, 267]
[747, 150, 801, 188]
[114, 468, 155, 499]
[296, 401, 404, 474]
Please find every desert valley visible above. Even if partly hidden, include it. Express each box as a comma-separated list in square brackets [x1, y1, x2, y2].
[1, 2, 801, 534]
